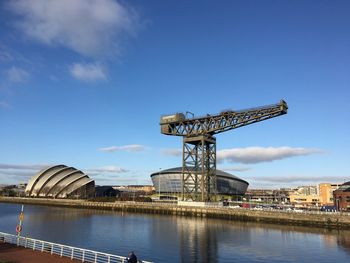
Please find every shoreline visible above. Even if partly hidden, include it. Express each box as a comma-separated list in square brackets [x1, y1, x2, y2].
[1, 197, 350, 230]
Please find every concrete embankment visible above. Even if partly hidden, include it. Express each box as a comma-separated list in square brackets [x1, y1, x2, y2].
[1, 197, 350, 229]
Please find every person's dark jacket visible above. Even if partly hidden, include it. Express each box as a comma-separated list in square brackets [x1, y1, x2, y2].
[127, 252, 137, 263]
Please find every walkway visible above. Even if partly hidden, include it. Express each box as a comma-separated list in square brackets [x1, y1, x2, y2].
[0, 242, 80, 263]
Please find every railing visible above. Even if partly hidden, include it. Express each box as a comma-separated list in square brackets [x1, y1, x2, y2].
[0, 232, 153, 263]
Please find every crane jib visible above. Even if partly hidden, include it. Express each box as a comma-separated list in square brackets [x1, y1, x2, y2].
[160, 100, 288, 137]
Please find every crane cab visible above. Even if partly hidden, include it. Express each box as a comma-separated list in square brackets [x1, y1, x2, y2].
[160, 113, 186, 134]
[280, 100, 288, 114]
[160, 113, 186, 124]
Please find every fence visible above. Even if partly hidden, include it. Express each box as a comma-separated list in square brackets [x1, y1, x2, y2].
[0, 231, 153, 263]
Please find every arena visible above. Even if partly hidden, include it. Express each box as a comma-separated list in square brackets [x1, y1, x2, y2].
[150, 167, 249, 195]
[25, 164, 95, 199]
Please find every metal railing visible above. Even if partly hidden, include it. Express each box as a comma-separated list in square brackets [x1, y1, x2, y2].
[0, 232, 153, 263]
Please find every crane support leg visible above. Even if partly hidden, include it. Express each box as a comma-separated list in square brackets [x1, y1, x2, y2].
[182, 135, 217, 202]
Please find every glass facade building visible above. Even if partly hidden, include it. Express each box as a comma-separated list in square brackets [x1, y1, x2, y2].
[150, 167, 249, 195]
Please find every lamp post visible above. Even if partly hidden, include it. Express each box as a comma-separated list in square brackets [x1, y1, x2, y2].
[159, 168, 161, 199]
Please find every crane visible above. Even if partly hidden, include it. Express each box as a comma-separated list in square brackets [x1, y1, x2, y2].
[160, 100, 288, 202]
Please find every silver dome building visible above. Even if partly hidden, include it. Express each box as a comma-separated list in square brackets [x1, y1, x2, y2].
[150, 167, 249, 195]
[25, 165, 95, 199]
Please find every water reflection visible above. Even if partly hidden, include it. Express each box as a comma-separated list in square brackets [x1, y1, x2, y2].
[337, 231, 350, 252]
[177, 217, 218, 263]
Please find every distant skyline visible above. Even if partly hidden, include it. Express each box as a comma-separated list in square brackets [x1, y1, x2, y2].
[0, 0, 349, 188]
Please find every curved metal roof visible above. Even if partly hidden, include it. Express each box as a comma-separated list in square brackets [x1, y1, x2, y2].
[25, 164, 94, 198]
[150, 167, 248, 185]
[337, 182, 350, 192]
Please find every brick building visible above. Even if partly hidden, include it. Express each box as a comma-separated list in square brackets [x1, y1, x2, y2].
[333, 182, 350, 211]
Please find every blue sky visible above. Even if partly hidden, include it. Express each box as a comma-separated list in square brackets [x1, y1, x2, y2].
[0, 0, 349, 188]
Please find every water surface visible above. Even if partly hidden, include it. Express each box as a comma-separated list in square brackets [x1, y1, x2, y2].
[0, 203, 349, 262]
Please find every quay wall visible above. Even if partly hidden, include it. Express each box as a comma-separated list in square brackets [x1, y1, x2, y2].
[1, 197, 350, 229]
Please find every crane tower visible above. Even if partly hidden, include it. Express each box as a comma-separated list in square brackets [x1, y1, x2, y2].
[160, 100, 288, 202]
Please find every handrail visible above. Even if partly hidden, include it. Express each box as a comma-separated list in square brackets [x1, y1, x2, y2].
[0, 231, 153, 263]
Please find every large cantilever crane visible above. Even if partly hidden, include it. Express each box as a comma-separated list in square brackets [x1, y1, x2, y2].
[160, 100, 288, 202]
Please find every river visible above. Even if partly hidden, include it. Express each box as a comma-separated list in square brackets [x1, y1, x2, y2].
[0, 203, 349, 262]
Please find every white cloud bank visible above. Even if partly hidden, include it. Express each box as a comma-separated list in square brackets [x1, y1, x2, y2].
[217, 146, 322, 164]
[69, 63, 106, 82]
[247, 175, 346, 184]
[98, 144, 146, 153]
[219, 166, 251, 172]
[0, 163, 49, 170]
[0, 163, 50, 184]
[87, 166, 129, 175]
[160, 146, 321, 164]
[6, 0, 137, 58]
[246, 175, 347, 189]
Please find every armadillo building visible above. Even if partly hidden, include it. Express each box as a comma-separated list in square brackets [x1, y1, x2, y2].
[25, 165, 95, 199]
[150, 167, 249, 195]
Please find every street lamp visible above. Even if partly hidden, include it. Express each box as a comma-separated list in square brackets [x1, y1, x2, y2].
[159, 168, 161, 199]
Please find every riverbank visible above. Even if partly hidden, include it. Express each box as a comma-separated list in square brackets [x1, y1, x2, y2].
[1, 197, 350, 229]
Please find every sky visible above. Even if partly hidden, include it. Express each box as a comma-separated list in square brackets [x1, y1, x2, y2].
[0, 0, 349, 188]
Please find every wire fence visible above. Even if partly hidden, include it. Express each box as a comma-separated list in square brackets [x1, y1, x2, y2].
[0, 231, 153, 263]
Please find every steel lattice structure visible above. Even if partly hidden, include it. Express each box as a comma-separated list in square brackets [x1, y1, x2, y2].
[160, 100, 288, 201]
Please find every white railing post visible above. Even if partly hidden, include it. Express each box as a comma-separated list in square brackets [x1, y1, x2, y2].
[95, 252, 97, 263]
[51, 244, 54, 254]
[33, 240, 36, 250]
[82, 250, 85, 262]
[25, 237, 27, 248]
[71, 248, 74, 259]
[60, 245, 63, 257]
[41, 241, 44, 252]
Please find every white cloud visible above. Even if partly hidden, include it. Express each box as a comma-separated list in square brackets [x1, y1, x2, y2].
[87, 166, 129, 175]
[98, 144, 146, 153]
[219, 166, 251, 172]
[247, 175, 346, 184]
[246, 175, 347, 189]
[0, 163, 49, 170]
[161, 148, 182, 157]
[0, 170, 33, 177]
[0, 163, 50, 184]
[7, 0, 137, 58]
[217, 146, 322, 164]
[69, 63, 106, 82]
[6, 66, 30, 83]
